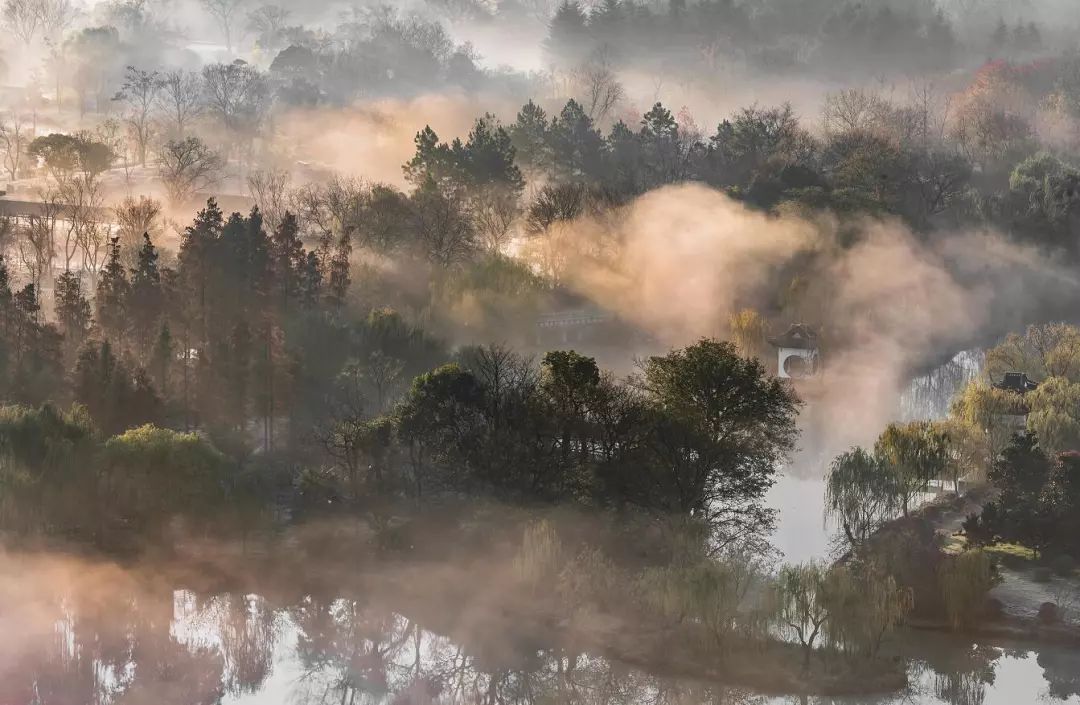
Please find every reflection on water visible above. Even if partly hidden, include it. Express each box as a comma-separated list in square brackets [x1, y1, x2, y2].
[2, 552, 1078, 705]
[767, 475, 830, 563]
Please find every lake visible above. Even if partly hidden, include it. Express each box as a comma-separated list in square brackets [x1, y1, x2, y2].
[2, 546, 1078, 705]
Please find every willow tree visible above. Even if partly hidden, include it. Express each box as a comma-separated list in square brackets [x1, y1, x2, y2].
[638, 555, 751, 654]
[825, 447, 896, 549]
[0, 404, 94, 534]
[986, 323, 1080, 383]
[775, 561, 832, 667]
[824, 560, 913, 659]
[939, 549, 997, 630]
[514, 519, 563, 591]
[1026, 376, 1080, 456]
[874, 421, 950, 516]
[951, 381, 1030, 459]
[728, 308, 768, 361]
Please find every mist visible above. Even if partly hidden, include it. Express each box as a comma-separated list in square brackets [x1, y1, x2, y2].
[3, 0, 1080, 702]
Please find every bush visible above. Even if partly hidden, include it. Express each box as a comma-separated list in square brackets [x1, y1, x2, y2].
[1037, 601, 1060, 624]
[939, 550, 998, 630]
[1051, 554, 1076, 577]
[1033, 566, 1053, 583]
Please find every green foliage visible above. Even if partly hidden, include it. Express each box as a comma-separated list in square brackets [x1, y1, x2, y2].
[823, 560, 913, 659]
[102, 424, 230, 531]
[403, 115, 523, 197]
[639, 555, 751, 652]
[874, 421, 950, 516]
[939, 549, 998, 630]
[27, 132, 114, 176]
[1027, 377, 1080, 455]
[951, 381, 1029, 458]
[825, 447, 894, 548]
[775, 561, 832, 666]
[0, 404, 95, 532]
[967, 434, 1080, 559]
[514, 519, 563, 589]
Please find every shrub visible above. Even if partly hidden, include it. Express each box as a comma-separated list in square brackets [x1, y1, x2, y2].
[514, 519, 562, 589]
[1037, 601, 1060, 624]
[939, 550, 998, 630]
[1051, 554, 1076, 577]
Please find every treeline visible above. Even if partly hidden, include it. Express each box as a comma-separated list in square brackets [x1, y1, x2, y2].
[0, 192, 802, 556]
[543, 0, 967, 77]
[397, 55, 1080, 257]
[823, 323, 1080, 630]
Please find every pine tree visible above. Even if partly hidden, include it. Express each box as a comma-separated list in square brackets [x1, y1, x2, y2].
[227, 321, 252, 429]
[327, 229, 352, 308]
[177, 199, 225, 347]
[129, 232, 164, 361]
[991, 18, 1008, 53]
[299, 250, 323, 309]
[54, 271, 92, 362]
[96, 237, 131, 344]
[12, 284, 40, 367]
[509, 101, 551, 174]
[0, 257, 11, 392]
[152, 321, 173, 399]
[270, 211, 304, 313]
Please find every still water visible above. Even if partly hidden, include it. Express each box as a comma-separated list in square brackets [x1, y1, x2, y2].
[1, 547, 1078, 705]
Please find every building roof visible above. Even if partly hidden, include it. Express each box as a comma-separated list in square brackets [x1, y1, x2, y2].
[768, 323, 820, 350]
[994, 372, 1039, 394]
[0, 198, 111, 220]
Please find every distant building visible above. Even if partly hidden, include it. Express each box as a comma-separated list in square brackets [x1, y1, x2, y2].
[993, 372, 1039, 432]
[535, 307, 615, 346]
[993, 372, 1039, 394]
[768, 324, 820, 380]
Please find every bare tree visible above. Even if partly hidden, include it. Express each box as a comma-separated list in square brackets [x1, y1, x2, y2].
[0, 113, 28, 182]
[525, 182, 586, 234]
[247, 167, 290, 230]
[0, 216, 14, 262]
[288, 176, 366, 256]
[822, 88, 889, 136]
[3, 0, 40, 44]
[114, 194, 163, 258]
[409, 184, 477, 267]
[576, 52, 624, 123]
[17, 188, 60, 289]
[114, 66, 161, 167]
[156, 69, 204, 138]
[39, 0, 73, 38]
[470, 187, 519, 253]
[157, 136, 225, 205]
[201, 60, 270, 140]
[56, 172, 108, 273]
[201, 0, 248, 52]
[246, 4, 289, 53]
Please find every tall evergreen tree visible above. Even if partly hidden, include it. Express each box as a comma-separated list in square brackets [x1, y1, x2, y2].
[129, 233, 163, 358]
[326, 230, 351, 309]
[270, 211, 304, 313]
[177, 199, 225, 347]
[152, 321, 173, 399]
[299, 250, 323, 309]
[54, 271, 93, 363]
[95, 237, 131, 344]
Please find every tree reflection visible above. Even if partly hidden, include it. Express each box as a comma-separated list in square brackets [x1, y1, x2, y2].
[1038, 648, 1080, 701]
[928, 644, 997, 705]
[3, 551, 1078, 705]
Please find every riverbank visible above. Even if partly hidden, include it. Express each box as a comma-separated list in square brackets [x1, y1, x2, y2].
[1, 511, 911, 700]
[852, 484, 1080, 647]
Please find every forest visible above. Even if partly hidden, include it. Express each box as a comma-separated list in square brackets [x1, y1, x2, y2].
[1, 0, 1080, 702]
